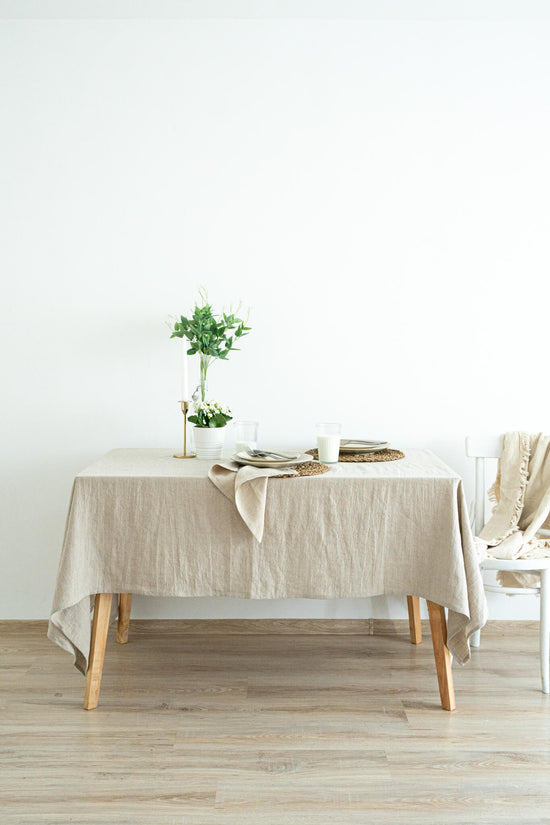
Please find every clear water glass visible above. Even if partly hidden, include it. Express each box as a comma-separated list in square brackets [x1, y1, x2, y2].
[234, 420, 259, 453]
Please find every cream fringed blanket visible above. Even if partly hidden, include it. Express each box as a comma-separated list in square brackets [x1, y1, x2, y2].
[477, 432, 550, 586]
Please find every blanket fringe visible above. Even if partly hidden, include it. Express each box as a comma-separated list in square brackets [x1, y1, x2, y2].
[510, 431, 531, 530]
[485, 432, 530, 546]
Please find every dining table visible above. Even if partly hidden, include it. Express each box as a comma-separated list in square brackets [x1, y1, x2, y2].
[48, 447, 487, 711]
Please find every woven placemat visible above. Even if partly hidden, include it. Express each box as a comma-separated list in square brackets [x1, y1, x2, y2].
[277, 461, 330, 478]
[306, 448, 404, 463]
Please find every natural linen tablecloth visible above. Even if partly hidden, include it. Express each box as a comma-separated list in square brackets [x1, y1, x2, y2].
[48, 448, 487, 675]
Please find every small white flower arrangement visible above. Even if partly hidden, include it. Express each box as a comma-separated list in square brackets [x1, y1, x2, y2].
[188, 400, 233, 429]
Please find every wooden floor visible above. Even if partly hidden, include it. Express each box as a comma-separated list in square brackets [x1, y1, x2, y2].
[2, 620, 550, 824]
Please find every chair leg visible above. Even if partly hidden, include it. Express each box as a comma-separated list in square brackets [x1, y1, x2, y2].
[470, 629, 481, 648]
[84, 593, 113, 710]
[117, 593, 132, 644]
[407, 595, 422, 644]
[540, 570, 550, 694]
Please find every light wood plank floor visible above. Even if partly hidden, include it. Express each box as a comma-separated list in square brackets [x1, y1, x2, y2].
[2, 620, 550, 824]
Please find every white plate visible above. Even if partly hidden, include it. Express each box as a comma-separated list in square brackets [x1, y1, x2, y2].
[339, 441, 390, 454]
[233, 452, 311, 468]
[236, 450, 300, 462]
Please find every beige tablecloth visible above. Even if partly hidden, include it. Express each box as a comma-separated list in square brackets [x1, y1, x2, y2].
[48, 448, 487, 674]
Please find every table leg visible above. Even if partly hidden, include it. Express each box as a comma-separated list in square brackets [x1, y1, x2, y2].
[84, 593, 113, 711]
[427, 600, 456, 711]
[407, 595, 422, 644]
[117, 593, 132, 644]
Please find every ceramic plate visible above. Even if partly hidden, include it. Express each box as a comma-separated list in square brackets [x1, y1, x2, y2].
[233, 451, 311, 468]
[237, 450, 300, 461]
[339, 441, 390, 454]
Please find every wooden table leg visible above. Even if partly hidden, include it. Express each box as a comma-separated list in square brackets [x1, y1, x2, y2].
[427, 600, 456, 711]
[407, 595, 422, 644]
[84, 593, 113, 710]
[117, 593, 132, 644]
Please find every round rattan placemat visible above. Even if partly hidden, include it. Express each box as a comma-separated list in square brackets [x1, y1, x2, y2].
[278, 461, 330, 478]
[306, 448, 404, 463]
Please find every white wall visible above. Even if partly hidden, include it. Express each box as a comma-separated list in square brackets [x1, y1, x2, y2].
[1, 2, 549, 620]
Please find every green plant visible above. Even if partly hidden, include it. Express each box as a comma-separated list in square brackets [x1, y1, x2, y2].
[188, 400, 232, 429]
[169, 290, 251, 402]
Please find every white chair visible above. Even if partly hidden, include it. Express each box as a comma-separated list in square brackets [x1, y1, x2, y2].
[466, 435, 550, 694]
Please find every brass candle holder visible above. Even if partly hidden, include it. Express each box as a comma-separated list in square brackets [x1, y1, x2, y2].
[173, 400, 195, 459]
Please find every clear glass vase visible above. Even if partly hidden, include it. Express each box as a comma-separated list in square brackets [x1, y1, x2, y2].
[199, 353, 209, 402]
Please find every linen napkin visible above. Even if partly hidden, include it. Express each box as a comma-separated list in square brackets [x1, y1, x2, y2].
[208, 460, 297, 541]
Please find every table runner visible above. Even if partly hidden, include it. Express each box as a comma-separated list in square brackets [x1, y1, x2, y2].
[48, 448, 487, 674]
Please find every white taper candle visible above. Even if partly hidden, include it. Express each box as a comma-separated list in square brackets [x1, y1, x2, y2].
[181, 336, 190, 401]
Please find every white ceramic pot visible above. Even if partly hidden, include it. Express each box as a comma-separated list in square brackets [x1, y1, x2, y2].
[193, 426, 226, 460]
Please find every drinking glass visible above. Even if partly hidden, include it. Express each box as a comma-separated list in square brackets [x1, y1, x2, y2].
[316, 423, 341, 464]
[234, 420, 259, 453]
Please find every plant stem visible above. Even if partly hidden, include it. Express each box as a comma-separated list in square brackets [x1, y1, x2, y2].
[200, 353, 209, 402]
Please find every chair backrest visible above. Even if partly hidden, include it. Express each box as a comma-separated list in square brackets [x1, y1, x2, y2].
[465, 435, 502, 535]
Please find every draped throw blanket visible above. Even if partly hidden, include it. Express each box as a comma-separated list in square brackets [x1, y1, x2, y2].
[477, 432, 550, 587]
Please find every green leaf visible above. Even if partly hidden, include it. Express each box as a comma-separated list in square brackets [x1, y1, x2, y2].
[170, 294, 250, 359]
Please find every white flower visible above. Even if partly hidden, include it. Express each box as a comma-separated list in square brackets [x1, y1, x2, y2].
[193, 398, 231, 417]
